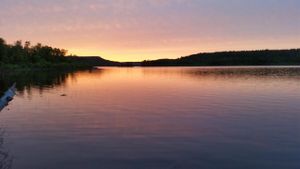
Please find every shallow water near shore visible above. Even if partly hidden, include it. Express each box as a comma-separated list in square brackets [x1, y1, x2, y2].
[0, 66, 300, 169]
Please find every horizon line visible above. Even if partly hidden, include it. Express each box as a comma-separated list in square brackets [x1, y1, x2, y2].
[76, 47, 300, 63]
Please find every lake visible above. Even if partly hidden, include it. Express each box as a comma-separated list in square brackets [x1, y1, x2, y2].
[0, 67, 300, 169]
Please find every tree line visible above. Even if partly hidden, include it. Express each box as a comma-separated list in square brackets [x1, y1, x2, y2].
[0, 37, 121, 68]
[0, 37, 68, 65]
[2, 36, 300, 67]
[142, 49, 300, 66]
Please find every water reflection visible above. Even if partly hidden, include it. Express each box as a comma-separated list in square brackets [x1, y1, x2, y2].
[141, 66, 300, 80]
[0, 130, 12, 169]
[0, 70, 84, 97]
[1, 67, 300, 169]
[2, 67, 300, 95]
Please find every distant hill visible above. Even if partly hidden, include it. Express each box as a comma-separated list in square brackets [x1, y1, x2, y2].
[2, 36, 300, 68]
[67, 56, 121, 66]
[141, 49, 300, 66]
[0, 37, 121, 69]
[68, 49, 300, 67]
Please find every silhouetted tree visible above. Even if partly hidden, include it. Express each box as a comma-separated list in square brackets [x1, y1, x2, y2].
[0, 38, 5, 62]
[0, 37, 70, 65]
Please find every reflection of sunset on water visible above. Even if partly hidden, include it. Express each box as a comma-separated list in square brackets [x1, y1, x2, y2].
[1, 67, 300, 168]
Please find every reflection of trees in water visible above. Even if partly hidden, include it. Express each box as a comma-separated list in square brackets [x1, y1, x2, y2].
[0, 68, 106, 169]
[0, 68, 106, 96]
[184, 67, 300, 81]
[0, 69, 86, 169]
[0, 70, 81, 96]
[142, 67, 300, 80]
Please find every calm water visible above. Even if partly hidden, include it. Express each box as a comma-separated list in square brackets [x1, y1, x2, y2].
[0, 67, 300, 169]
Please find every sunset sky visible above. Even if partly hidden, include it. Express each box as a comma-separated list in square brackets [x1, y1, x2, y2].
[0, 0, 299, 61]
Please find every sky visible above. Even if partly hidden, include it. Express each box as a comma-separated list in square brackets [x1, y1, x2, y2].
[0, 0, 299, 61]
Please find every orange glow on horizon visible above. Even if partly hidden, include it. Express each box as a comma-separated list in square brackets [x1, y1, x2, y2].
[66, 37, 300, 62]
[1, 0, 299, 62]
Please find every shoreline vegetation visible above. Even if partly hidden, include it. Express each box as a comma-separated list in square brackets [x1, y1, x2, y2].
[140, 49, 300, 67]
[1, 37, 300, 69]
[0, 37, 120, 71]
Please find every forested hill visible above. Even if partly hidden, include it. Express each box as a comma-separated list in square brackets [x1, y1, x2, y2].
[67, 56, 120, 66]
[0, 37, 119, 68]
[2, 37, 300, 68]
[141, 49, 300, 66]
[0, 37, 67, 65]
